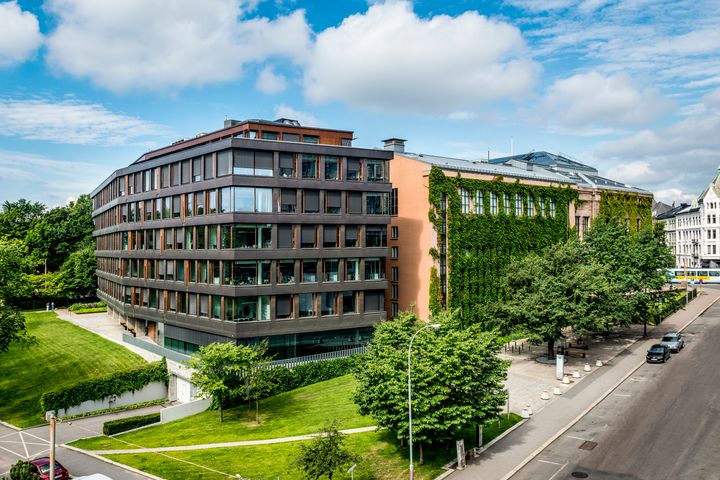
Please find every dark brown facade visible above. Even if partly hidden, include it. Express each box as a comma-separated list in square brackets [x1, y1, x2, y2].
[91, 119, 392, 359]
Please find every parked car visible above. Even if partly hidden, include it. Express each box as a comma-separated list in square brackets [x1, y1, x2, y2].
[28, 457, 70, 480]
[646, 344, 671, 363]
[660, 332, 684, 352]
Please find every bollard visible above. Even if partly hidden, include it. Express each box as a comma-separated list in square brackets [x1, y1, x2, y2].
[526, 403, 533, 416]
[541, 390, 550, 400]
[572, 370, 581, 379]
[595, 359, 603, 367]
[553, 386, 562, 395]
[562, 375, 570, 384]
[583, 363, 592, 372]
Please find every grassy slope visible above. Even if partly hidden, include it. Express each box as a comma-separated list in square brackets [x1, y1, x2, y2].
[0, 311, 147, 427]
[105, 416, 523, 480]
[72, 374, 373, 450]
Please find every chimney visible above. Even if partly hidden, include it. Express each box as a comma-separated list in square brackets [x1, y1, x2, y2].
[526, 161, 534, 171]
[382, 138, 406, 153]
[224, 119, 242, 128]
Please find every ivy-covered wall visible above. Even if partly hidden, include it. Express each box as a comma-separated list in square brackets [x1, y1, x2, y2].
[598, 192, 653, 234]
[427, 167, 578, 323]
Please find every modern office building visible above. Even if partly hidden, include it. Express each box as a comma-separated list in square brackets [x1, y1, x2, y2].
[91, 118, 393, 360]
[386, 145, 653, 321]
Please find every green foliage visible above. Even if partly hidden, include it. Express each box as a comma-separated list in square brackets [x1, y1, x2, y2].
[428, 266, 442, 316]
[0, 200, 45, 241]
[103, 413, 161, 435]
[68, 301, 107, 312]
[500, 239, 629, 358]
[0, 307, 34, 353]
[294, 421, 361, 480]
[258, 356, 356, 399]
[427, 166, 578, 323]
[40, 360, 168, 414]
[597, 192, 653, 234]
[354, 311, 508, 457]
[0, 238, 31, 304]
[188, 342, 269, 423]
[7, 460, 40, 480]
[56, 245, 97, 300]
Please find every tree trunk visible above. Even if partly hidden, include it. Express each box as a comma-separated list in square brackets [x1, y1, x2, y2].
[219, 402, 224, 423]
[419, 442, 424, 465]
[547, 339, 555, 360]
[255, 399, 259, 425]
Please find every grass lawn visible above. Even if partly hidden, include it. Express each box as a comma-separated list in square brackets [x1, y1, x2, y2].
[0, 311, 147, 427]
[105, 415, 523, 480]
[72, 374, 373, 450]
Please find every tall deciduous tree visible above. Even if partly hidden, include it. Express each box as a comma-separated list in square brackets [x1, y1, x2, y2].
[501, 239, 628, 359]
[0, 307, 34, 353]
[188, 341, 268, 423]
[354, 311, 507, 464]
[56, 245, 97, 300]
[0, 238, 30, 303]
[294, 421, 360, 480]
[0, 200, 45, 241]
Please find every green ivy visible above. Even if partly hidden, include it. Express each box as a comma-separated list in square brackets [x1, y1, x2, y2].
[428, 167, 579, 324]
[40, 359, 168, 414]
[429, 266, 442, 316]
[598, 192, 653, 234]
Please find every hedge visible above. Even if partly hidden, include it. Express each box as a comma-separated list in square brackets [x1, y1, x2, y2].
[68, 301, 106, 312]
[259, 356, 357, 398]
[40, 359, 168, 414]
[103, 413, 161, 435]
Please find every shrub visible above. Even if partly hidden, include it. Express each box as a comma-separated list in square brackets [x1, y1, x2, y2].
[103, 413, 161, 435]
[68, 301, 106, 312]
[40, 359, 168, 415]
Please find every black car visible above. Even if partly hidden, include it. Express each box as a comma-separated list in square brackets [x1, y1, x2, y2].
[646, 344, 670, 363]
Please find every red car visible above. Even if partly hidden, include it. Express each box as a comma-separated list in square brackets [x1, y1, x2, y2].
[28, 457, 70, 480]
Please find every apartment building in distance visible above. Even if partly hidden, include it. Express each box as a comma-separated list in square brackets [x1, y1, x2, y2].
[386, 144, 652, 321]
[91, 118, 393, 360]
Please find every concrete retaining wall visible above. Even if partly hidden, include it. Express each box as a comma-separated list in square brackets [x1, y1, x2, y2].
[57, 381, 168, 418]
[160, 397, 212, 423]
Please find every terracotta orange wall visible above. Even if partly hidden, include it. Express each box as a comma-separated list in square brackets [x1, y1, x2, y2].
[387, 154, 434, 320]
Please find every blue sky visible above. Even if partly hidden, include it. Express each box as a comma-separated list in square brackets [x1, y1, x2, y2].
[1, 0, 719, 207]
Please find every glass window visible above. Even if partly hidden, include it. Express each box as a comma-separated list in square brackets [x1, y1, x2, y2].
[345, 225, 359, 247]
[233, 261, 257, 285]
[199, 295, 209, 317]
[259, 296, 270, 320]
[528, 194, 535, 216]
[256, 188, 273, 212]
[204, 155, 213, 180]
[217, 150, 232, 177]
[301, 155, 317, 179]
[163, 197, 171, 219]
[261, 131, 278, 140]
[185, 192, 193, 217]
[303, 190, 320, 213]
[366, 225, 387, 247]
[365, 258, 384, 280]
[301, 225, 316, 248]
[234, 187, 255, 212]
[259, 261, 271, 285]
[208, 226, 218, 249]
[195, 191, 205, 216]
[504, 193, 511, 215]
[367, 160, 386, 182]
[282, 132, 300, 142]
[235, 297, 257, 321]
[211, 296, 221, 319]
[324, 156, 339, 180]
[281, 189, 297, 213]
[460, 189, 469, 214]
[234, 150, 254, 175]
[515, 193, 522, 216]
[196, 226, 205, 249]
[326, 191, 341, 214]
[161, 165, 170, 188]
[490, 192, 498, 215]
[276, 295, 293, 319]
[171, 163, 181, 186]
[343, 291, 356, 314]
[323, 225, 338, 248]
[302, 260, 317, 282]
[278, 224, 294, 248]
[172, 196, 181, 218]
[279, 153, 296, 177]
[539, 197, 545, 217]
[177, 261, 185, 282]
[255, 151, 273, 177]
[220, 187, 232, 213]
[346, 259, 360, 281]
[279, 261, 295, 283]
[302, 135, 319, 144]
[208, 190, 217, 214]
[222, 225, 232, 248]
[367, 193, 388, 215]
[321, 292, 337, 316]
[192, 157, 202, 182]
[346, 158, 361, 181]
[181, 160, 191, 184]
[299, 293, 316, 317]
[324, 259, 339, 282]
[234, 224, 257, 248]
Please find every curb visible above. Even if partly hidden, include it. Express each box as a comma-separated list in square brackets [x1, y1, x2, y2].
[62, 444, 166, 480]
[499, 291, 720, 480]
[0, 420, 21, 431]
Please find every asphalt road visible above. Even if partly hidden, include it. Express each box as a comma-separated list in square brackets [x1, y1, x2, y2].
[511, 302, 720, 480]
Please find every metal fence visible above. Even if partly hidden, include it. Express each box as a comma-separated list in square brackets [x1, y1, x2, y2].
[264, 346, 368, 369]
[123, 334, 190, 363]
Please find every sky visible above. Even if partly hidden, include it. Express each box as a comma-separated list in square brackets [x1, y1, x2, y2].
[1, 0, 719, 207]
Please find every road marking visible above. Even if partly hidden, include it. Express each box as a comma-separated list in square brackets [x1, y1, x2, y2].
[0, 444, 25, 459]
[567, 435, 592, 441]
[548, 462, 569, 480]
[614, 393, 632, 397]
[538, 459, 564, 465]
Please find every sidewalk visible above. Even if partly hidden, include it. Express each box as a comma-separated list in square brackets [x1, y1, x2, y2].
[449, 286, 720, 480]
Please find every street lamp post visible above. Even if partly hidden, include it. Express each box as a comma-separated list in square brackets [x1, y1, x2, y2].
[408, 323, 441, 480]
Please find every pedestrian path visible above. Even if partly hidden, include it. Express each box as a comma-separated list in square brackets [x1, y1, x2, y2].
[77, 426, 378, 455]
[449, 287, 720, 480]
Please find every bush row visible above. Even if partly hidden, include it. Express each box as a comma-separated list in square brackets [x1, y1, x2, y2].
[40, 359, 168, 414]
[68, 301, 106, 312]
[259, 356, 357, 398]
[103, 413, 161, 435]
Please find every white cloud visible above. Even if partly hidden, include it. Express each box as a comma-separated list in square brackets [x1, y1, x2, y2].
[44, 0, 311, 92]
[504, 0, 575, 12]
[304, 1, 538, 114]
[541, 71, 673, 131]
[256, 66, 288, 94]
[0, 1, 43, 68]
[654, 188, 696, 205]
[447, 111, 479, 121]
[605, 161, 667, 185]
[0, 98, 171, 145]
[273, 104, 323, 127]
[0, 150, 111, 205]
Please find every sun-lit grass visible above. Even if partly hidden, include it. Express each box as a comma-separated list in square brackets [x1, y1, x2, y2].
[0, 311, 147, 427]
[71, 374, 373, 450]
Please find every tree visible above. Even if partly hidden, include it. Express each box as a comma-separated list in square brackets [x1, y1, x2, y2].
[0, 306, 34, 353]
[294, 421, 360, 480]
[56, 245, 97, 300]
[500, 239, 629, 359]
[6, 460, 40, 479]
[0, 200, 45, 241]
[354, 311, 507, 464]
[188, 341, 268, 423]
[0, 238, 31, 303]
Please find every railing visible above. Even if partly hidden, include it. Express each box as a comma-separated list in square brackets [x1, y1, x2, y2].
[123, 334, 190, 363]
[264, 346, 368, 369]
